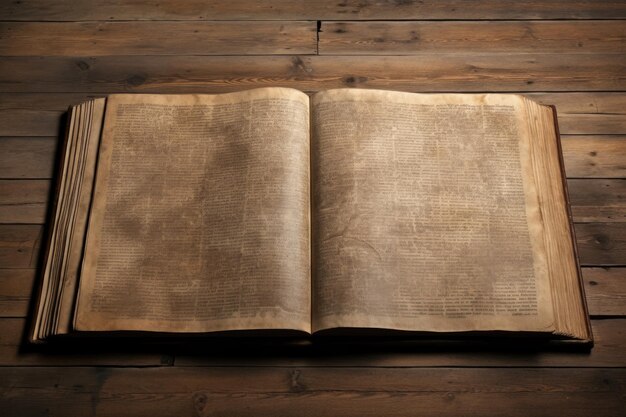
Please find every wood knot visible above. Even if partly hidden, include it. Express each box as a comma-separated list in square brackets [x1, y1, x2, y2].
[160, 354, 174, 365]
[192, 391, 209, 415]
[593, 233, 612, 249]
[76, 60, 90, 71]
[290, 369, 305, 392]
[126, 74, 147, 87]
[291, 56, 312, 75]
[343, 75, 368, 86]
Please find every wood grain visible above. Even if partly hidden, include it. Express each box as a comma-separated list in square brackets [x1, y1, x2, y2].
[0, 21, 318, 56]
[2, 1, 625, 20]
[0, 109, 63, 138]
[0, 93, 97, 137]
[1, 54, 624, 93]
[562, 136, 626, 178]
[1, 366, 623, 417]
[527, 92, 626, 113]
[567, 179, 626, 222]
[0, 225, 41, 269]
[0, 92, 623, 137]
[320, 21, 626, 55]
[0, 137, 57, 179]
[528, 93, 626, 135]
[0, 180, 50, 224]
[0, 269, 34, 317]
[576, 223, 626, 266]
[583, 268, 626, 316]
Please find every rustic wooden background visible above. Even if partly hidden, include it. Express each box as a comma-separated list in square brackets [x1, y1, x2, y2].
[0, 1, 625, 415]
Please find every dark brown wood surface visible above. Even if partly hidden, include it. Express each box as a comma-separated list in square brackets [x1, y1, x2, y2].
[0, 2, 624, 415]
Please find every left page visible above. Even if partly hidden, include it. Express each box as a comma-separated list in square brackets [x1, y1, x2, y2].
[74, 88, 311, 333]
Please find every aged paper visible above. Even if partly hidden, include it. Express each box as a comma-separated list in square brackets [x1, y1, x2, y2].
[56, 99, 106, 334]
[32, 100, 106, 340]
[33, 102, 82, 339]
[311, 89, 554, 333]
[75, 88, 311, 333]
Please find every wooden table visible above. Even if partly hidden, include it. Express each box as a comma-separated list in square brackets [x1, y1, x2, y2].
[1, 1, 624, 415]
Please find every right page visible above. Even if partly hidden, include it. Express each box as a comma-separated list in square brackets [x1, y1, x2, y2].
[311, 89, 556, 334]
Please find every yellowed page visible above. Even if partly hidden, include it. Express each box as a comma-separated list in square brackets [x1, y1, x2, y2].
[75, 88, 311, 333]
[311, 89, 554, 333]
[32, 103, 81, 340]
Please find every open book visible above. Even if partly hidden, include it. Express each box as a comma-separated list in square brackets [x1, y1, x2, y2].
[30, 88, 592, 344]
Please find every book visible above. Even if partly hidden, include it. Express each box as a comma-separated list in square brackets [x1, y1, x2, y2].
[30, 87, 592, 344]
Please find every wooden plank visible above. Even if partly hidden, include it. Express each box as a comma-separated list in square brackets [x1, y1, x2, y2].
[1, 178, 622, 224]
[0, 93, 92, 112]
[2, 1, 625, 20]
[0, 223, 622, 270]
[174, 319, 626, 367]
[0, 269, 34, 317]
[0, 137, 57, 179]
[5, 317, 620, 368]
[527, 93, 626, 135]
[0, 318, 173, 366]
[5, 136, 620, 185]
[583, 268, 626, 316]
[0, 179, 622, 226]
[0, 137, 59, 179]
[576, 223, 626, 266]
[0, 180, 50, 224]
[0, 107, 63, 137]
[527, 92, 626, 113]
[0, 266, 622, 319]
[562, 136, 626, 178]
[554, 111, 625, 135]
[0, 93, 623, 137]
[0, 225, 41, 268]
[0, 93, 95, 137]
[568, 179, 626, 222]
[1, 54, 624, 93]
[0, 21, 318, 56]
[0, 266, 618, 322]
[1, 366, 623, 417]
[320, 21, 626, 55]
